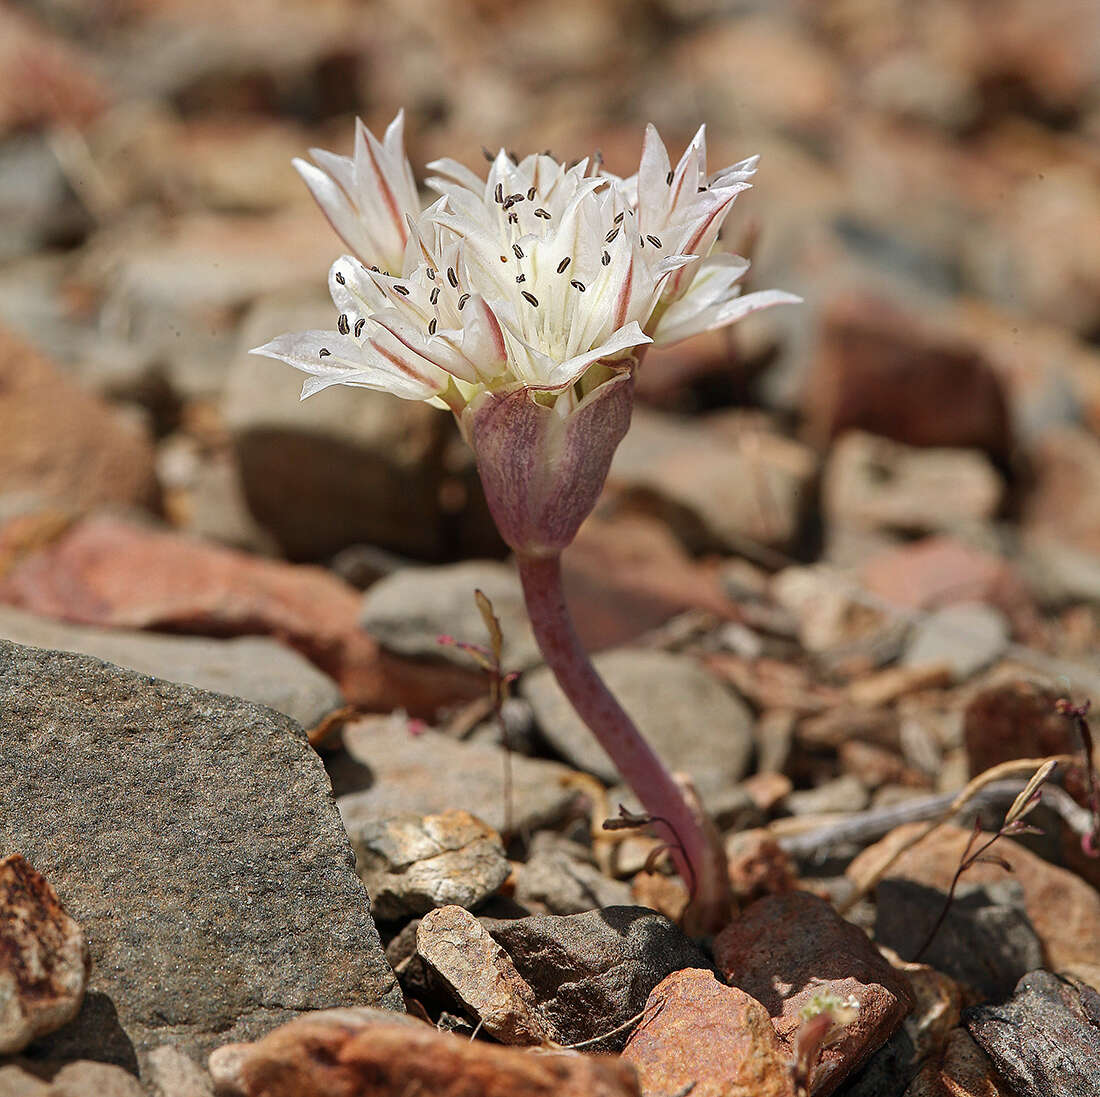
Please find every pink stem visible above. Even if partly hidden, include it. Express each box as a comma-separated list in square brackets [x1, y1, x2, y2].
[517, 551, 731, 932]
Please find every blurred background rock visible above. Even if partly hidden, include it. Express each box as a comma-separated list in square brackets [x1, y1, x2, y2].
[1, 0, 1099, 662]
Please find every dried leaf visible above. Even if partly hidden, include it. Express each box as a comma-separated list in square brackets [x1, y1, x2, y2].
[1005, 760, 1058, 825]
[474, 589, 504, 666]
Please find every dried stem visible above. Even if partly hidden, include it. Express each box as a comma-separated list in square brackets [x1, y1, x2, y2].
[517, 551, 732, 934]
[838, 755, 1074, 915]
[1057, 698, 1100, 855]
[911, 822, 1005, 962]
[439, 590, 520, 840]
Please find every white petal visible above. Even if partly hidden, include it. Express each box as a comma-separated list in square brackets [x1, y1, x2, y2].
[652, 288, 802, 346]
[636, 123, 672, 232]
[425, 157, 486, 195]
[533, 322, 652, 390]
[251, 330, 443, 401]
[294, 158, 374, 262]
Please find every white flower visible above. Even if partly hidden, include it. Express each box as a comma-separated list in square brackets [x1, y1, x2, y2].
[293, 110, 421, 276]
[254, 114, 800, 553]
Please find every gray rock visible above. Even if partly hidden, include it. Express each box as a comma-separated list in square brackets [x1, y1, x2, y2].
[785, 774, 870, 816]
[835, 1026, 918, 1097]
[900, 602, 1010, 682]
[823, 431, 1003, 536]
[468, 697, 541, 756]
[1024, 534, 1100, 608]
[514, 835, 634, 915]
[0, 1064, 50, 1095]
[876, 879, 1043, 1001]
[47, 1061, 146, 1097]
[521, 649, 753, 805]
[0, 606, 343, 731]
[337, 716, 580, 836]
[360, 561, 539, 670]
[0, 640, 401, 1071]
[966, 971, 1100, 1097]
[350, 811, 511, 921]
[144, 1045, 215, 1097]
[0, 136, 89, 262]
[483, 906, 712, 1051]
[608, 408, 817, 553]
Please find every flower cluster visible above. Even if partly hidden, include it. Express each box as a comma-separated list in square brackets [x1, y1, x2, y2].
[257, 110, 796, 407]
[255, 111, 798, 553]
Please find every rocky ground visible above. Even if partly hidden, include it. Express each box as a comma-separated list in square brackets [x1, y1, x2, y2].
[2, 0, 1100, 1094]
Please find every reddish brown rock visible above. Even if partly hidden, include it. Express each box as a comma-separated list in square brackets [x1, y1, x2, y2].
[804, 296, 1011, 458]
[848, 823, 1100, 977]
[906, 1028, 1009, 1097]
[0, 854, 89, 1054]
[0, 514, 482, 715]
[0, 7, 108, 135]
[622, 968, 795, 1097]
[0, 326, 157, 515]
[562, 512, 740, 652]
[963, 679, 1074, 776]
[725, 830, 799, 905]
[208, 1008, 640, 1097]
[715, 892, 912, 1095]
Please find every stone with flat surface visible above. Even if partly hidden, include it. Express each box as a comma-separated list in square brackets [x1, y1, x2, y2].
[0, 640, 401, 1072]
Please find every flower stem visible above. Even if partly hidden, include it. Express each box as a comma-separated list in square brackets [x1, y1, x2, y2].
[517, 551, 732, 933]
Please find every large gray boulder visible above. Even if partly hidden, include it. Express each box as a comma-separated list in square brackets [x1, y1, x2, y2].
[0, 606, 343, 730]
[0, 640, 401, 1075]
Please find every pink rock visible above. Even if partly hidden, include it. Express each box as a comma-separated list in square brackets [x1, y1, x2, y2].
[208, 1008, 640, 1097]
[715, 892, 912, 1095]
[562, 513, 741, 651]
[962, 679, 1074, 777]
[0, 514, 483, 716]
[804, 296, 1011, 458]
[622, 968, 795, 1097]
[860, 536, 1030, 618]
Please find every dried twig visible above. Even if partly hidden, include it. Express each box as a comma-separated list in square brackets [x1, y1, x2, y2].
[837, 755, 1073, 915]
[775, 774, 1095, 859]
[438, 590, 519, 838]
[1056, 697, 1100, 855]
